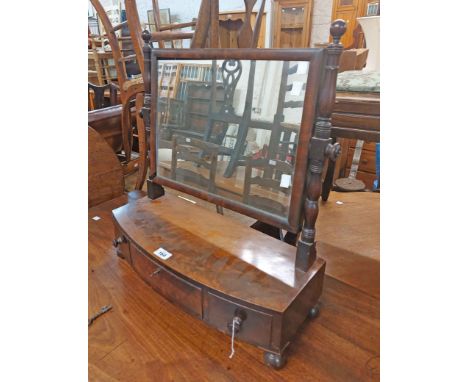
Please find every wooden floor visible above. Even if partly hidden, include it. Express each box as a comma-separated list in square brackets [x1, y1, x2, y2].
[89, 191, 379, 381]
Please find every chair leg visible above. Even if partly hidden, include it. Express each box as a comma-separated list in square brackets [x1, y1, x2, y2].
[121, 97, 133, 163]
[223, 121, 248, 178]
[322, 137, 340, 201]
[321, 158, 335, 201]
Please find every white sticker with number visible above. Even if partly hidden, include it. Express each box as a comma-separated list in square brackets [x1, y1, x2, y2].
[280, 174, 292, 188]
[153, 247, 173, 260]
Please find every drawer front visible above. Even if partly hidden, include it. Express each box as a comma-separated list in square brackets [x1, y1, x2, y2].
[204, 291, 272, 349]
[332, 113, 380, 131]
[130, 244, 202, 318]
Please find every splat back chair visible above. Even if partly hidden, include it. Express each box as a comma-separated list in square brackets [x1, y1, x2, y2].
[223, 60, 306, 178]
[191, 0, 266, 48]
[124, 0, 227, 190]
[152, 0, 266, 144]
[88, 36, 104, 85]
[90, 0, 145, 183]
[170, 135, 220, 195]
[161, 60, 238, 146]
[243, 158, 293, 216]
[197, 0, 267, 156]
[265, 63, 304, 166]
[161, 79, 226, 142]
[217, 0, 267, 48]
[340, 24, 368, 72]
[148, 0, 198, 48]
[90, 0, 199, 190]
[202, 59, 243, 148]
[124, 0, 266, 189]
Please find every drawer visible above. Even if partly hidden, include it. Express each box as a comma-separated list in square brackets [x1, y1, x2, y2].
[130, 244, 202, 318]
[203, 291, 272, 349]
[331, 113, 380, 131]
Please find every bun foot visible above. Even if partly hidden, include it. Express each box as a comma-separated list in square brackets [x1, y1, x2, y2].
[308, 304, 320, 319]
[263, 351, 286, 369]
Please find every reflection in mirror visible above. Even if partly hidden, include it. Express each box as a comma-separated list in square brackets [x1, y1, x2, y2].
[156, 59, 309, 218]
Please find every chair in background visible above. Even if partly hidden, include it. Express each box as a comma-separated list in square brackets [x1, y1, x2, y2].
[90, 0, 145, 181]
[88, 34, 117, 85]
[315, 24, 368, 73]
[88, 36, 104, 86]
[321, 71, 380, 200]
[170, 135, 224, 214]
[217, 0, 267, 48]
[90, 0, 195, 190]
[94, 0, 203, 190]
[148, 0, 198, 48]
[343, 24, 368, 71]
[170, 135, 220, 194]
[88, 126, 124, 208]
[223, 60, 305, 178]
[88, 82, 119, 111]
[242, 158, 293, 217]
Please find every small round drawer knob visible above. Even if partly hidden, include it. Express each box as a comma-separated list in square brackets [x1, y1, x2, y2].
[227, 309, 247, 334]
[112, 236, 125, 247]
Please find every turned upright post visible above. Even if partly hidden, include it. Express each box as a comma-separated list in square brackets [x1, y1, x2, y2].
[142, 30, 165, 199]
[295, 20, 346, 271]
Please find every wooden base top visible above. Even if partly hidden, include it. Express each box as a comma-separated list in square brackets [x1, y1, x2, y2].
[112, 193, 324, 313]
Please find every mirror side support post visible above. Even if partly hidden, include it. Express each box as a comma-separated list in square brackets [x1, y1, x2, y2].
[295, 20, 346, 272]
[142, 30, 165, 200]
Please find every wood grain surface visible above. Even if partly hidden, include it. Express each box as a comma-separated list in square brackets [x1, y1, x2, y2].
[88, 127, 125, 208]
[113, 193, 324, 312]
[89, 192, 379, 381]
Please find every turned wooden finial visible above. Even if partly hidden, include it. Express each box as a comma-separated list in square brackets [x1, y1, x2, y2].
[142, 29, 151, 45]
[330, 19, 347, 45]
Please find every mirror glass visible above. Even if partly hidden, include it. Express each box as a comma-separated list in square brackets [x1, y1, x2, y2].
[156, 59, 309, 218]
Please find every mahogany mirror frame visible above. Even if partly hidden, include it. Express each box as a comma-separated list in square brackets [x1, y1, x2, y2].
[146, 48, 326, 233]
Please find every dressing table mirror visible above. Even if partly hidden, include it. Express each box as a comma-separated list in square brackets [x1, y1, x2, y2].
[155, 55, 314, 231]
[112, 20, 346, 369]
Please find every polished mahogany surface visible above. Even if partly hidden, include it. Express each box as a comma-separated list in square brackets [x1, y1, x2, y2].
[113, 193, 324, 312]
[89, 192, 380, 380]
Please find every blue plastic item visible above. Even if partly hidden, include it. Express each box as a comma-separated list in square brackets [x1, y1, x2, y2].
[373, 143, 380, 191]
